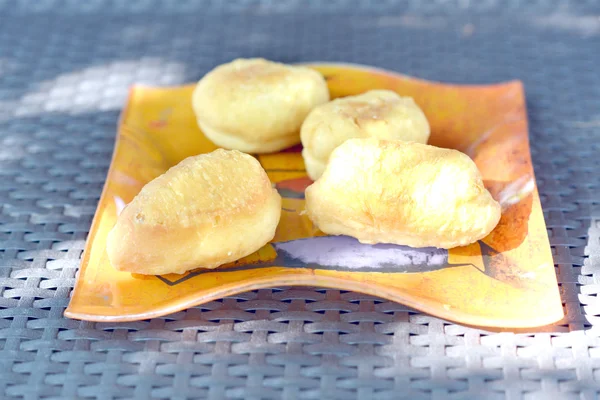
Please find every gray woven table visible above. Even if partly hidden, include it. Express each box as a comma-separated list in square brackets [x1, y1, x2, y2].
[0, 1, 599, 399]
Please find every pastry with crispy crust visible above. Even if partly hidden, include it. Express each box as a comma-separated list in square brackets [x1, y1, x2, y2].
[301, 90, 429, 180]
[305, 138, 500, 249]
[106, 149, 282, 275]
[192, 58, 329, 153]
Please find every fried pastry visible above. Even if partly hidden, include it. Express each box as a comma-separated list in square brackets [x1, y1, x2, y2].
[106, 149, 282, 275]
[305, 138, 501, 249]
[192, 58, 329, 153]
[300, 90, 430, 179]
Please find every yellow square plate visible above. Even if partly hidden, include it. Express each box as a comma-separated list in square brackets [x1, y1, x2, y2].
[65, 63, 563, 328]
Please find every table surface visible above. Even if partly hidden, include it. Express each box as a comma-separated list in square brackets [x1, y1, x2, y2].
[0, 1, 599, 399]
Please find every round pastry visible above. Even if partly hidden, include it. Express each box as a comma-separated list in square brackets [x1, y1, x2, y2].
[305, 138, 501, 249]
[301, 90, 430, 180]
[106, 149, 282, 275]
[192, 58, 330, 153]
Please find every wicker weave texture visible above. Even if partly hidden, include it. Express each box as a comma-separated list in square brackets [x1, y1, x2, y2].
[0, 1, 599, 399]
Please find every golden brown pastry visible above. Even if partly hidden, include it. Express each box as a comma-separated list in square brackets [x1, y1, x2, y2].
[106, 149, 281, 275]
[305, 138, 501, 249]
[300, 90, 430, 180]
[192, 58, 329, 153]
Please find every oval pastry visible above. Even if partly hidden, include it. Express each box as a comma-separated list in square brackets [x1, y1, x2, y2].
[305, 138, 501, 249]
[192, 58, 330, 153]
[106, 149, 282, 275]
[301, 90, 430, 180]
